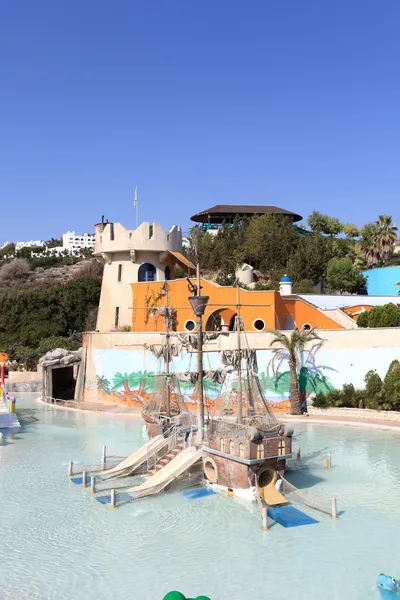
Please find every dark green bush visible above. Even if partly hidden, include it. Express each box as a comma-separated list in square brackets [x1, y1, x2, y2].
[358, 304, 400, 328]
[353, 389, 366, 409]
[312, 392, 330, 409]
[364, 370, 383, 409]
[0, 277, 100, 367]
[341, 383, 356, 407]
[383, 360, 400, 411]
[325, 389, 343, 407]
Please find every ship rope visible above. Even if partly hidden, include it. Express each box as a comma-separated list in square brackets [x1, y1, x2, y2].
[280, 475, 332, 515]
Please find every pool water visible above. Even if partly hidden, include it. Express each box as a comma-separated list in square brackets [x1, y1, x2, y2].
[0, 394, 399, 600]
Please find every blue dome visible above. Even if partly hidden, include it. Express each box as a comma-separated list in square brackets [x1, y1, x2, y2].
[280, 275, 292, 283]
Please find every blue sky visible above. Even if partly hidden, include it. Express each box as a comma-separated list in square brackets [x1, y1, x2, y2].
[1, 1, 400, 243]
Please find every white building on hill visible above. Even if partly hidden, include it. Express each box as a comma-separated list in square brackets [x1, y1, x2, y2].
[62, 231, 95, 255]
[15, 240, 45, 250]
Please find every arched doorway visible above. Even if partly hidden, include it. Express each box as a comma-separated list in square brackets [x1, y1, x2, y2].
[138, 263, 156, 282]
[205, 308, 236, 331]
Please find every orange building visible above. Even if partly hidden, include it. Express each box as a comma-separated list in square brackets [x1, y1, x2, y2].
[131, 276, 346, 333]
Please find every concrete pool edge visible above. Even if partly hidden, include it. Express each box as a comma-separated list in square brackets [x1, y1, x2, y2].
[36, 396, 143, 418]
[283, 413, 400, 432]
[34, 396, 400, 433]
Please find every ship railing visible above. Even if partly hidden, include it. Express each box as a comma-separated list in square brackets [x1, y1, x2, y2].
[146, 423, 179, 472]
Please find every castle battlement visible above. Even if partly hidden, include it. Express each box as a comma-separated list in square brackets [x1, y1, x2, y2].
[94, 221, 182, 255]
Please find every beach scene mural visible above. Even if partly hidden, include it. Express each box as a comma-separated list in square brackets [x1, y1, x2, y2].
[93, 347, 336, 412]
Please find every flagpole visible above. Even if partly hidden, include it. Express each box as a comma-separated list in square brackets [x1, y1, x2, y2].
[134, 186, 138, 229]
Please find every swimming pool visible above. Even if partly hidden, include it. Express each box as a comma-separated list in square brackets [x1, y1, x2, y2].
[0, 394, 398, 600]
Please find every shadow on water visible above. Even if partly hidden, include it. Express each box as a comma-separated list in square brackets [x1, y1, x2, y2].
[17, 408, 41, 426]
[299, 446, 331, 462]
[285, 469, 326, 489]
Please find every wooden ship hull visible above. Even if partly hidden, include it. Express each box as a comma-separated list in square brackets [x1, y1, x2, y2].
[202, 427, 293, 502]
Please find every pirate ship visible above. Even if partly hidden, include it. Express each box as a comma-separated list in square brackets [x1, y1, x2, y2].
[140, 277, 293, 502]
[199, 307, 293, 502]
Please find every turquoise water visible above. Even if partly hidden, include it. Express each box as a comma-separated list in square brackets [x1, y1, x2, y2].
[1, 394, 399, 600]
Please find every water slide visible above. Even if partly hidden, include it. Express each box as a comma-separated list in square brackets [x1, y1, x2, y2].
[101, 435, 166, 479]
[127, 446, 202, 500]
[261, 479, 288, 506]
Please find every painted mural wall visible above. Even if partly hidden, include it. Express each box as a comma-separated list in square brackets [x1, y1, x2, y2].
[92, 342, 400, 413]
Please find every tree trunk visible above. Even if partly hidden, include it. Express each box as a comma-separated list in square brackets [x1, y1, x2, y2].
[289, 358, 301, 415]
[123, 381, 131, 393]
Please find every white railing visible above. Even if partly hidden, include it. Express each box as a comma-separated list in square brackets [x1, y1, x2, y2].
[146, 423, 179, 472]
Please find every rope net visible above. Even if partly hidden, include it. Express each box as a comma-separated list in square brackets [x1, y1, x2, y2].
[280, 476, 332, 516]
[207, 318, 280, 441]
[142, 373, 189, 420]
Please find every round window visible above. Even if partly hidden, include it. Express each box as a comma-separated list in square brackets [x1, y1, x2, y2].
[184, 320, 196, 332]
[253, 318, 265, 331]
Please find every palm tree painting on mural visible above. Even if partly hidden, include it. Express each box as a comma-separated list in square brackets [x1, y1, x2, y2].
[111, 371, 155, 403]
[112, 372, 136, 397]
[96, 375, 111, 395]
[268, 328, 324, 415]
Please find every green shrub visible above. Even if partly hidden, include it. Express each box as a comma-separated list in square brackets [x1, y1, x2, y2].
[354, 389, 367, 409]
[312, 392, 330, 409]
[383, 360, 400, 411]
[341, 383, 356, 407]
[357, 311, 369, 328]
[358, 304, 400, 328]
[364, 370, 383, 405]
[174, 267, 185, 279]
[293, 279, 315, 294]
[325, 389, 343, 407]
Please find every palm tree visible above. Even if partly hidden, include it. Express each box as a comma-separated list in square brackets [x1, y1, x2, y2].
[358, 224, 380, 268]
[268, 328, 323, 415]
[374, 215, 398, 265]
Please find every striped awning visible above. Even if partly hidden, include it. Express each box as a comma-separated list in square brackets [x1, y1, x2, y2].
[168, 251, 196, 272]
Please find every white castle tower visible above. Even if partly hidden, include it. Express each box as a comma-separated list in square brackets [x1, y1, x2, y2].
[94, 219, 188, 332]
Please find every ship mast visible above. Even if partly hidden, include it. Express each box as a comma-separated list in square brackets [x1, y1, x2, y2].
[236, 285, 243, 424]
[196, 263, 205, 440]
[164, 283, 171, 417]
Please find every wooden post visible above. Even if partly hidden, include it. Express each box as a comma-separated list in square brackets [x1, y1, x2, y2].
[262, 507, 268, 531]
[327, 453, 332, 469]
[110, 488, 116, 508]
[68, 461, 73, 477]
[90, 476, 96, 494]
[82, 470, 87, 488]
[331, 497, 338, 519]
[101, 445, 106, 466]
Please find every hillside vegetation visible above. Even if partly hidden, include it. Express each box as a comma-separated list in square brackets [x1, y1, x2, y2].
[0, 259, 102, 369]
[186, 212, 398, 293]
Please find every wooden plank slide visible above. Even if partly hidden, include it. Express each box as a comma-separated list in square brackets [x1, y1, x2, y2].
[127, 446, 202, 500]
[261, 479, 288, 506]
[101, 435, 166, 479]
